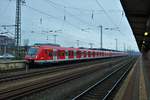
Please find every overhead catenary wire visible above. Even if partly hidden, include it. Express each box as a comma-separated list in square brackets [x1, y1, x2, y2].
[24, 0, 124, 36]
[95, 0, 128, 38]
[48, 0, 121, 31]
[0, 0, 137, 51]
[22, 28, 86, 43]
[45, 0, 99, 29]
[95, 0, 118, 27]
[24, 1, 101, 44]
[24, 4, 87, 32]
[117, 10, 124, 28]
[45, 0, 104, 12]
[45, 0, 124, 39]
[22, 29, 96, 48]
[45, 0, 113, 44]
[43, 0, 120, 48]
[30, 1, 131, 48]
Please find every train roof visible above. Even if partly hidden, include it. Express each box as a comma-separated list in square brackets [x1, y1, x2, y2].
[33, 45, 79, 50]
[34, 43, 60, 47]
[32, 44, 124, 52]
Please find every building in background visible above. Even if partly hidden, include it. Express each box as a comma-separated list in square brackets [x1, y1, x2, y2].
[0, 35, 15, 55]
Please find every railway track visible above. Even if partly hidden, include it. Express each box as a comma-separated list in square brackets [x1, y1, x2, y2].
[72, 58, 136, 100]
[0, 57, 135, 100]
[0, 57, 126, 83]
[0, 57, 125, 75]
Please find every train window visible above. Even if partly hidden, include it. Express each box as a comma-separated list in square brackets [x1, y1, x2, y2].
[97, 52, 98, 56]
[88, 51, 91, 56]
[49, 52, 53, 57]
[57, 51, 60, 56]
[84, 51, 86, 56]
[68, 51, 70, 56]
[77, 51, 79, 56]
[80, 51, 83, 56]
[71, 51, 73, 56]
[58, 51, 65, 56]
[102, 52, 104, 56]
[82, 51, 85, 56]
[93, 52, 95, 56]
[99, 52, 100, 56]
[62, 52, 65, 56]
[69, 51, 73, 56]
[28, 48, 38, 55]
[45, 50, 49, 55]
[77, 51, 81, 56]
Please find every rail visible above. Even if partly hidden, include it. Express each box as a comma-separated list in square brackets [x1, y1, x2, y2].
[0, 57, 131, 99]
[72, 58, 136, 100]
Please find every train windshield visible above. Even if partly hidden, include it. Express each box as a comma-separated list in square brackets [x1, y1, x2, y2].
[28, 48, 38, 55]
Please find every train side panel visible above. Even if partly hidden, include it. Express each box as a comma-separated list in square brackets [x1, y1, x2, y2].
[25, 45, 128, 64]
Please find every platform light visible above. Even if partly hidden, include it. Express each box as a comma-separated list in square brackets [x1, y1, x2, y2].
[144, 32, 148, 36]
[143, 41, 145, 44]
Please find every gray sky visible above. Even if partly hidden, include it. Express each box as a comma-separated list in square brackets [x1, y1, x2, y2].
[0, 0, 139, 51]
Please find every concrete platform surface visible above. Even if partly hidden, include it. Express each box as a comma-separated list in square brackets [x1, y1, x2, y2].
[114, 56, 149, 100]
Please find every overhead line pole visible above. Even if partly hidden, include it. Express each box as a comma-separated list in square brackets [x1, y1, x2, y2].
[53, 34, 57, 44]
[115, 38, 118, 51]
[15, 0, 22, 58]
[76, 40, 79, 48]
[89, 43, 93, 48]
[124, 43, 126, 52]
[98, 25, 103, 49]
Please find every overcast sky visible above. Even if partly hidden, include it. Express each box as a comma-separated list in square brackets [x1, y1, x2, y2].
[0, 0, 139, 51]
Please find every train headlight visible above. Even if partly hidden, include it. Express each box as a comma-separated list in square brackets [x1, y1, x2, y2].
[35, 55, 38, 59]
[40, 57, 44, 60]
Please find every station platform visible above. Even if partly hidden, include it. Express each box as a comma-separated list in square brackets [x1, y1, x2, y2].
[114, 55, 149, 100]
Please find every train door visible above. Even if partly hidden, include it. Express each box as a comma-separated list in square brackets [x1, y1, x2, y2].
[96, 52, 98, 58]
[53, 49, 57, 61]
[102, 51, 104, 57]
[49, 49, 53, 60]
[44, 49, 53, 60]
[74, 50, 76, 60]
[88, 51, 91, 58]
[83, 51, 87, 58]
[68, 50, 74, 59]
[76, 50, 81, 59]
[92, 51, 95, 58]
[57, 50, 65, 60]
[65, 50, 68, 60]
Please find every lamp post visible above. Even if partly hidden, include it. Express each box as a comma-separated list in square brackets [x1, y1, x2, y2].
[124, 43, 126, 52]
[98, 25, 103, 49]
[115, 38, 118, 51]
[89, 43, 94, 48]
[44, 29, 62, 44]
[53, 34, 57, 44]
[104, 27, 120, 51]
[76, 40, 79, 48]
[98, 26, 119, 50]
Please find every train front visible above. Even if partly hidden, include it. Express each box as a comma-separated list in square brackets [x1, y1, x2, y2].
[25, 47, 39, 64]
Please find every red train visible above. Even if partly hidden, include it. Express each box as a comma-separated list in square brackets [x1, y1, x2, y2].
[25, 44, 127, 64]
